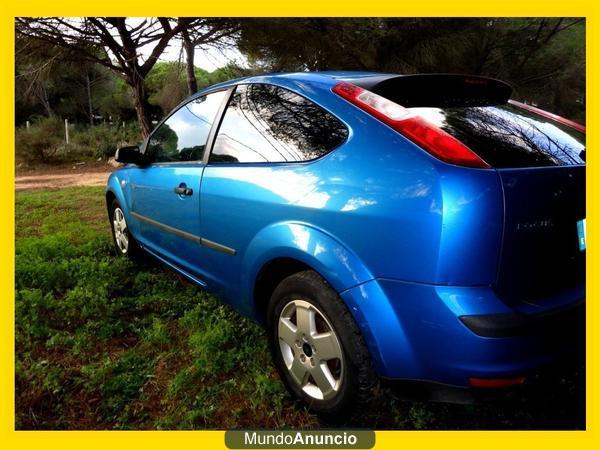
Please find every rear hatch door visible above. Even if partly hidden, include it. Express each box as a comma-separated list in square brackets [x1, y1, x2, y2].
[414, 99, 587, 308]
[350, 74, 586, 307]
[496, 165, 585, 307]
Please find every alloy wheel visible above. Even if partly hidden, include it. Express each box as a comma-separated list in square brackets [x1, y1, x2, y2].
[112, 207, 129, 254]
[278, 299, 344, 400]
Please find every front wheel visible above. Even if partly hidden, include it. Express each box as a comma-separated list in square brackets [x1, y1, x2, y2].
[109, 199, 139, 258]
[267, 270, 378, 417]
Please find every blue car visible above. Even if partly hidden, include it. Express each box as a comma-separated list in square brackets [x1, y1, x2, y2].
[106, 72, 585, 414]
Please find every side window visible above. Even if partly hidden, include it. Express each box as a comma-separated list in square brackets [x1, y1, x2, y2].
[210, 84, 348, 163]
[146, 90, 227, 163]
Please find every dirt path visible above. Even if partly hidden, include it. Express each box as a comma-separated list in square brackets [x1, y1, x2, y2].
[15, 163, 116, 191]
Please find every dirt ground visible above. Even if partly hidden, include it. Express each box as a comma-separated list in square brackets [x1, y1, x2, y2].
[15, 162, 117, 191]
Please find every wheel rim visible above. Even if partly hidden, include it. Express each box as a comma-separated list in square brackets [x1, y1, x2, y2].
[112, 207, 129, 254]
[278, 299, 344, 401]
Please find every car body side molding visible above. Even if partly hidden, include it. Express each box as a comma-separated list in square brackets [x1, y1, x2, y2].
[131, 211, 237, 256]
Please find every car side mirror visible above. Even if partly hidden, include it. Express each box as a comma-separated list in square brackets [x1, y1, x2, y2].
[115, 145, 147, 165]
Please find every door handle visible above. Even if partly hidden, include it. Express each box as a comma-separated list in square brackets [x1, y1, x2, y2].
[174, 183, 193, 196]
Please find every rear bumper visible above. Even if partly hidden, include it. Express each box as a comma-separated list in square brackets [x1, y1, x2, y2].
[459, 300, 584, 338]
[381, 356, 585, 405]
[340, 278, 584, 387]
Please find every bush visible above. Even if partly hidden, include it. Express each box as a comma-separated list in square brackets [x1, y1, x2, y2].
[15, 116, 65, 163]
[71, 122, 142, 160]
[15, 118, 142, 164]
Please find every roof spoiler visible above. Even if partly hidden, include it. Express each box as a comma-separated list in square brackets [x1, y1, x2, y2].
[348, 74, 513, 108]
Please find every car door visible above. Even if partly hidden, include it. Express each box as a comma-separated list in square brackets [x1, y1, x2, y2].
[198, 83, 349, 309]
[128, 89, 229, 275]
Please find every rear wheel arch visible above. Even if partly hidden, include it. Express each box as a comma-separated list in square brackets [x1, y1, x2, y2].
[245, 222, 374, 323]
[253, 257, 318, 323]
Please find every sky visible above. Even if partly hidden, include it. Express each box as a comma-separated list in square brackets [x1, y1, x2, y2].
[129, 18, 248, 72]
[147, 40, 248, 71]
[49, 18, 246, 72]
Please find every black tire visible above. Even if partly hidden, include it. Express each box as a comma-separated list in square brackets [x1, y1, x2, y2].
[267, 270, 378, 418]
[109, 199, 140, 259]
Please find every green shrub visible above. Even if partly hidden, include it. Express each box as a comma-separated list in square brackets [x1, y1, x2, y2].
[15, 119, 142, 164]
[71, 122, 141, 160]
[15, 116, 64, 163]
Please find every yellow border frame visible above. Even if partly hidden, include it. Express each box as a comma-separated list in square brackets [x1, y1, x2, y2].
[0, 3, 595, 448]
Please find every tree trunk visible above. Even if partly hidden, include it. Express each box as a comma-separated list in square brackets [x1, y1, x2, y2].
[127, 73, 153, 137]
[37, 84, 53, 117]
[182, 29, 198, 95]
[86, 70, 94, 125]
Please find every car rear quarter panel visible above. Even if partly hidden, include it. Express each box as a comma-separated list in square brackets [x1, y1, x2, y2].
[198, 76, 504, 318]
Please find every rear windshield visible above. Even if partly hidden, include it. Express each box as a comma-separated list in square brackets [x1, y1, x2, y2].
[408, 104, 586, 168]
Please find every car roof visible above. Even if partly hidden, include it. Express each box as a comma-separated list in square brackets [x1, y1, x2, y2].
[196, 71, 395, 94]
[193, 71, 513, 108]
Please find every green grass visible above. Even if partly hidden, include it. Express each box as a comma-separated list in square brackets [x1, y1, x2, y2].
[15, 186, 585, 429]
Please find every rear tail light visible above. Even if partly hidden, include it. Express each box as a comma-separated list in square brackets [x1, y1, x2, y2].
[332, 81, 490, 168]
[469, 376, 526, 389]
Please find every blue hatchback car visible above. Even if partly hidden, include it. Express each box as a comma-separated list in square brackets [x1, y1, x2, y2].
[106, 72, 585, 414]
